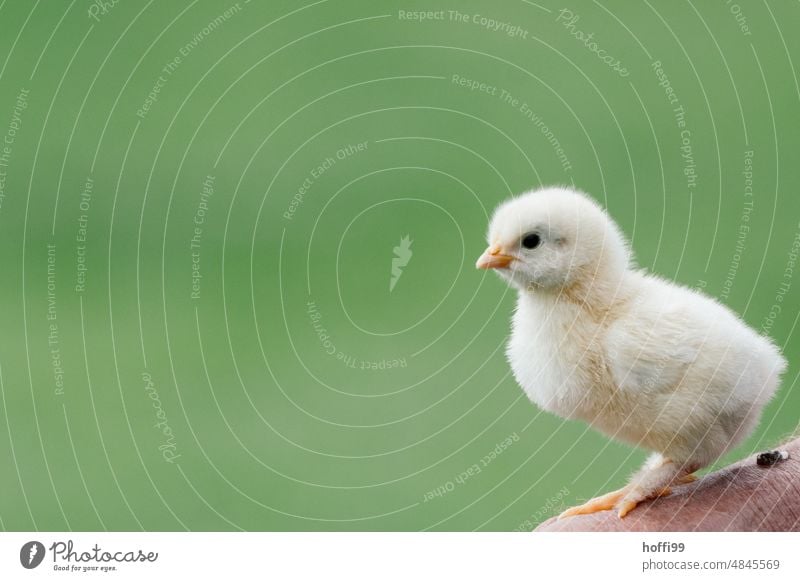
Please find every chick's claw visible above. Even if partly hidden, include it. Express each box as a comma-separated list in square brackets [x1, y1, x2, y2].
[557, 488, 628, 519]
[616, 481, 675, 518]
[616, 499, 641, 518]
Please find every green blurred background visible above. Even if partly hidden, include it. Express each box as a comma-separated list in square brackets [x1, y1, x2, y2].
[0, 0, 797, 531]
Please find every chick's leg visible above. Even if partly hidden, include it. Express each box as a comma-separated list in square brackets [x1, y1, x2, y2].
[616, 455, 690, 518]
[558, 481, 674, 519]
[558, 455, 697, 520]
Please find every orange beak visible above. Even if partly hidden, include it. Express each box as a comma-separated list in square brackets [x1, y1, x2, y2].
[476, 244, 514, 269]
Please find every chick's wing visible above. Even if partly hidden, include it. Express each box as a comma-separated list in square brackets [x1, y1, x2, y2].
[604, 288, 700, 395]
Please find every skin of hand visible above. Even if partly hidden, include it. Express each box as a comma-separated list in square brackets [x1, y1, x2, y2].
[535, 437, 800, 532]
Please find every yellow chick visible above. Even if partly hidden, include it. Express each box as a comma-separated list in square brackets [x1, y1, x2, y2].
[476, 187, 787, 517]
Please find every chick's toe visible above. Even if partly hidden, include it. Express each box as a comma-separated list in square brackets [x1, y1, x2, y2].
[558, 487, 628, 519]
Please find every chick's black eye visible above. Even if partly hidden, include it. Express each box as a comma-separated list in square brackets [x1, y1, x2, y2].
[521, 233, 541, 249]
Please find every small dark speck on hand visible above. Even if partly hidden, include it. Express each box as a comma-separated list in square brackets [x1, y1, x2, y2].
[756, 450, 789, 467]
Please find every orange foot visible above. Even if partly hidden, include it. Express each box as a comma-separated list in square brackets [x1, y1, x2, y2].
[561, 473, 698, 520]
[558, 487, 628, 519]
[617, 485, 672, 518]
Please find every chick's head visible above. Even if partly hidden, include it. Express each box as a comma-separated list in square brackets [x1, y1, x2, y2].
[476, 187, 631, 293]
